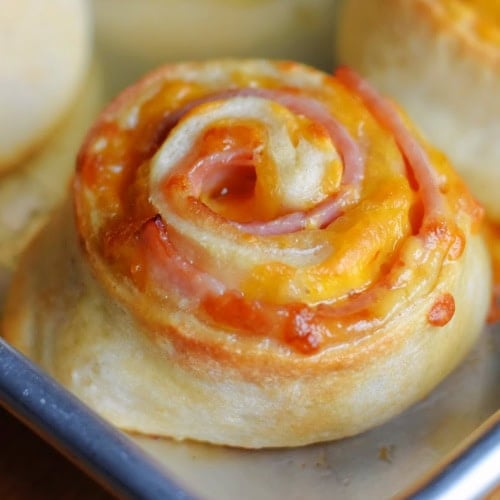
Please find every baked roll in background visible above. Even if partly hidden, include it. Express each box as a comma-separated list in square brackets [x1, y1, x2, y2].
[0, 1, 97, 308]
[0, 0, 91, 173]
[0, 65, 103, 309]
[92, 0, 337, 91]
[2, 60, 491, 448]
[335, 0, 500, 223]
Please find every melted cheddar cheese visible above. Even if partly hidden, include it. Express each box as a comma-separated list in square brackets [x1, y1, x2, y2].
[75, 60, 481, 353]
[443, 0, 500, 43]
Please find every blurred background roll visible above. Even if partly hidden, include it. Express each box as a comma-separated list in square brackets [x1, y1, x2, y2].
[335, 0, 500, 222]
[92, 0, 337, 93]
[0, 0, 95, 307]
[0, 0, 92, 173]
[0, 63, 103, 308]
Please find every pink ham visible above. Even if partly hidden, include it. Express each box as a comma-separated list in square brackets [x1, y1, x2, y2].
[141, 69, 451, 353]
[158, 87, 364, 235]
[335, 66, 445, 221]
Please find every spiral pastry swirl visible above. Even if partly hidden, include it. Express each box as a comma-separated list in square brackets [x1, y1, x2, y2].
[3, 60, 491, 447]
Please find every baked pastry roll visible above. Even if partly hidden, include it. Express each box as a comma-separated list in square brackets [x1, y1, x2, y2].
[2, 60, 491, 448]
[0, 64, 102, 309]
[0, 0, 91, 173]
[335, 0, 500, 223]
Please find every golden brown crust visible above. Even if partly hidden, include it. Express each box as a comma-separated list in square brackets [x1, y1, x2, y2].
[2, 60, 492, 448]
[418, 0, 500, 65]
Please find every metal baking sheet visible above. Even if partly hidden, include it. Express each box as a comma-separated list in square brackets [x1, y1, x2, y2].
[132, 327, 499, 499]
[0, 330, 498, 499]
[1, 2, 499, 498]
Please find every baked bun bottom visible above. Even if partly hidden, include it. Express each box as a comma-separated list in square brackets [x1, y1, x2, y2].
[3, 201, 491, 448]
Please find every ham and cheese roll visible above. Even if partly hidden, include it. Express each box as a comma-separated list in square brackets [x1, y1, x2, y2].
[2, 60, 491, 448]
[336, 0, 500, 222]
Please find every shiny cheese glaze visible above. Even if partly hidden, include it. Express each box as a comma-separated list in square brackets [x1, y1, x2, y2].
[444, 0, 500, 43]
[75, 60, 481, 354]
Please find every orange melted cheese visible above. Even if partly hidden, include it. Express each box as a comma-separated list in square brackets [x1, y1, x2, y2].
[428, 293, 456, 326]
[75, 61, 480, 353]
[443, 0, 500, 43]
[83, 80, 415, 303]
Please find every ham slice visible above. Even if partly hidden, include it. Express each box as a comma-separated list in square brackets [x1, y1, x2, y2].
[335, 66, 445, 221]
[140, 69, 452, 352]
[157, 87, 364, 235]
[161, 87, 364, 188]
